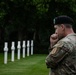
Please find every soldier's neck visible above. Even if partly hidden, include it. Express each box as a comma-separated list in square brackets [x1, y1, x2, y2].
[65, 28, 74, 36]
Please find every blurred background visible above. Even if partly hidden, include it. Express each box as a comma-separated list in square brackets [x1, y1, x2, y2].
[0, 0, 76, 54]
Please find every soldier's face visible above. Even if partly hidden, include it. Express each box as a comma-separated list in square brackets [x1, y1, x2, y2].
[54, 24, 65, 39]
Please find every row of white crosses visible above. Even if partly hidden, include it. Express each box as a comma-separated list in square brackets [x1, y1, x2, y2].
[4, 40, 33, 64]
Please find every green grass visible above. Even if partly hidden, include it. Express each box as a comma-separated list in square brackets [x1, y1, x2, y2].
[0, 53, 49, 75]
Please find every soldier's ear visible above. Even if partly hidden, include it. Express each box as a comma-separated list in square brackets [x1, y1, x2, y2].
[60, 24, 65, 31]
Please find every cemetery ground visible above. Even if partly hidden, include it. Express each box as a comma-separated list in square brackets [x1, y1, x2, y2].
[0, 53, 48, 75]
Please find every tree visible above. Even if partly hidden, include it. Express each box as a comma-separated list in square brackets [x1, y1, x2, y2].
[0, 0, 76, 53]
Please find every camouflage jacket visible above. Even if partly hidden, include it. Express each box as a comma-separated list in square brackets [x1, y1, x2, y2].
[45, 33, 76, 75]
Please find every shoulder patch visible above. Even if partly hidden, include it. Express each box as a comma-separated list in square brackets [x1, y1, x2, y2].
[50, 41, 64, 54]
[50, 47, 58, 54]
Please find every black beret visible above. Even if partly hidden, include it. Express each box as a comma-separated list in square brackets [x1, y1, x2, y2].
[53, 15, 74, 25]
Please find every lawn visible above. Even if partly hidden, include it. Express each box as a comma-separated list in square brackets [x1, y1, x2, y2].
[0, 53, 49, 75]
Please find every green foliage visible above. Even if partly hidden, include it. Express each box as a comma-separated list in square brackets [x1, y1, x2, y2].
[0, 0, 76, 53]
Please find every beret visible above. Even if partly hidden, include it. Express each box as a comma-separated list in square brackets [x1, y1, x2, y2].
[53, 15, 74, 25]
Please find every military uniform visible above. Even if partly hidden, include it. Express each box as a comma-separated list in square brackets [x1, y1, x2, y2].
[45, 33, 76, 75]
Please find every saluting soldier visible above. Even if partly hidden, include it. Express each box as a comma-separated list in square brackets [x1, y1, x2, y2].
[45, 16, 76, 75]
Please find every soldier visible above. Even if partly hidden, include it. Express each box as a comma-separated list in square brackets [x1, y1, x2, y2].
[45, 15, 76, 75]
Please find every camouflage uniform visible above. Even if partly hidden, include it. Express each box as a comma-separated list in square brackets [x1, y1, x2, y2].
[45, 33, 76, 75]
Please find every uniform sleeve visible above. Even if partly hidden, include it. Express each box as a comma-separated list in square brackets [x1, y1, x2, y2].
[45, 41, 73, 69]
